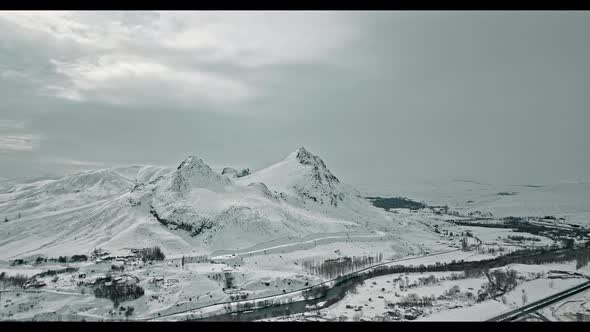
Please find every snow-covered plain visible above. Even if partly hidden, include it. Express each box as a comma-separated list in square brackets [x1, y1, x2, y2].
[377, 179, 590, 226]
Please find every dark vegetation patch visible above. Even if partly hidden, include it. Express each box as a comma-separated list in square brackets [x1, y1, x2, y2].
[0, 272, 32, 288]
[365, 196, 427, 210]
[111, 265, 125, 272]
[363, 246, 590, 279]
[69, 255, 88, 262]
[302, 284, 330, 300]
[93, 275, 144, 307]
[302, 254, 384, 279]
[479, 269, 518, 301]
[35, 267, 78, 278]
[137, 247, 165, 262]
[10, 253, 89, 266]
[398, 293, 435, 307]
[9, 259, 27, 266]
[451, 217, 590, 241]
[507, 235, 542, 242]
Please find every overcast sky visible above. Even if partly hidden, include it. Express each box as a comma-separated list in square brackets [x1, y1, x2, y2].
[1, 11, 589, 193]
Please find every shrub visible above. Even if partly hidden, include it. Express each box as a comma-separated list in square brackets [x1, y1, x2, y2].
[223, 272, 234, 289]
[481, 269, 518, 300]
[507, 235, 541, 242]
[0, 273, 31, 288]
[111, 265, 125, 272]
[446, 285, 461, 296]
[464, 269, 484, 279]
[138, 247, 165, 262]
[9, 259, 26, 266]
[35, 267, 77, 278]
[302, 284, 330, 299]
[399, 293, 421, 307]
[93, 277, 144, 306]
[91, 248, 107, 259]
[561, 238, 575, 249]
[70, 255, 88, 262]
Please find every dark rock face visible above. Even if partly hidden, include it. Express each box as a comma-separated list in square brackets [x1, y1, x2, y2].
[221, 167, 237, 175]
[149, 205, 212, 237]
[293, 147, 344, 207]
[221, 167, 250, 178]
[295, 147, 340, 184]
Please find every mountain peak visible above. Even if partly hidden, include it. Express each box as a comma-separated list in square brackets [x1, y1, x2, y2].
[177, 155, 207, 171]
[287, 147, 323, 165]
[165, 155, 231, 193]
[287, 147, 327, 168]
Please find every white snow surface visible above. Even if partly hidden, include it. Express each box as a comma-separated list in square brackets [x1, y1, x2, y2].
[0, 148, 430, 259]
[381, 179, 590, 225]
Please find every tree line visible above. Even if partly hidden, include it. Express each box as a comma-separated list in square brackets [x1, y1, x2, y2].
[301, 254, 384, 279]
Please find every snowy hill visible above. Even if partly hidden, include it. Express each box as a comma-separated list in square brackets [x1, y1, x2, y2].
[238, 147, 394, 225]
[0, 148, 433, 259]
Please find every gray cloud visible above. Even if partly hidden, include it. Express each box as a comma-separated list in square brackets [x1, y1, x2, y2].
[1, 11, 589, 194]
[0, 11, 362, 109]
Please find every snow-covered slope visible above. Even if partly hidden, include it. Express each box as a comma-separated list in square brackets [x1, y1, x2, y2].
[141, 153, 368, 252]
[0, 169, 133, 217]
[111, 165, 173, 185]
[0, 148, 433, 259]
[238, 147, 393, 225]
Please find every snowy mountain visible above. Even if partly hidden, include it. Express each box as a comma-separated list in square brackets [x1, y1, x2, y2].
[237, 147, 391, 225]
[0, 148, 427, 259]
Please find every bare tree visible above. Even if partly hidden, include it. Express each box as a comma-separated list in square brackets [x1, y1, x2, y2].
[483, 269, 518, 299]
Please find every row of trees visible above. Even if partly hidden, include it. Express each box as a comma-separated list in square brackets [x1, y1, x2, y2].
[0, 272, 31, 288]
[507, 235, 541, 242]
[397, 293, 436, 307]
[301, 254, 384, 279]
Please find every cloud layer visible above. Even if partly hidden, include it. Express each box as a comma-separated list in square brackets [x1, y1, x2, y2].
[0, 11, 360, 109]
[1, 12, 590, 189]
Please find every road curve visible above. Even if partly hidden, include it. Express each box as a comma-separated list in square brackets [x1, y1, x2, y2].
[487, 281, 590, 322]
